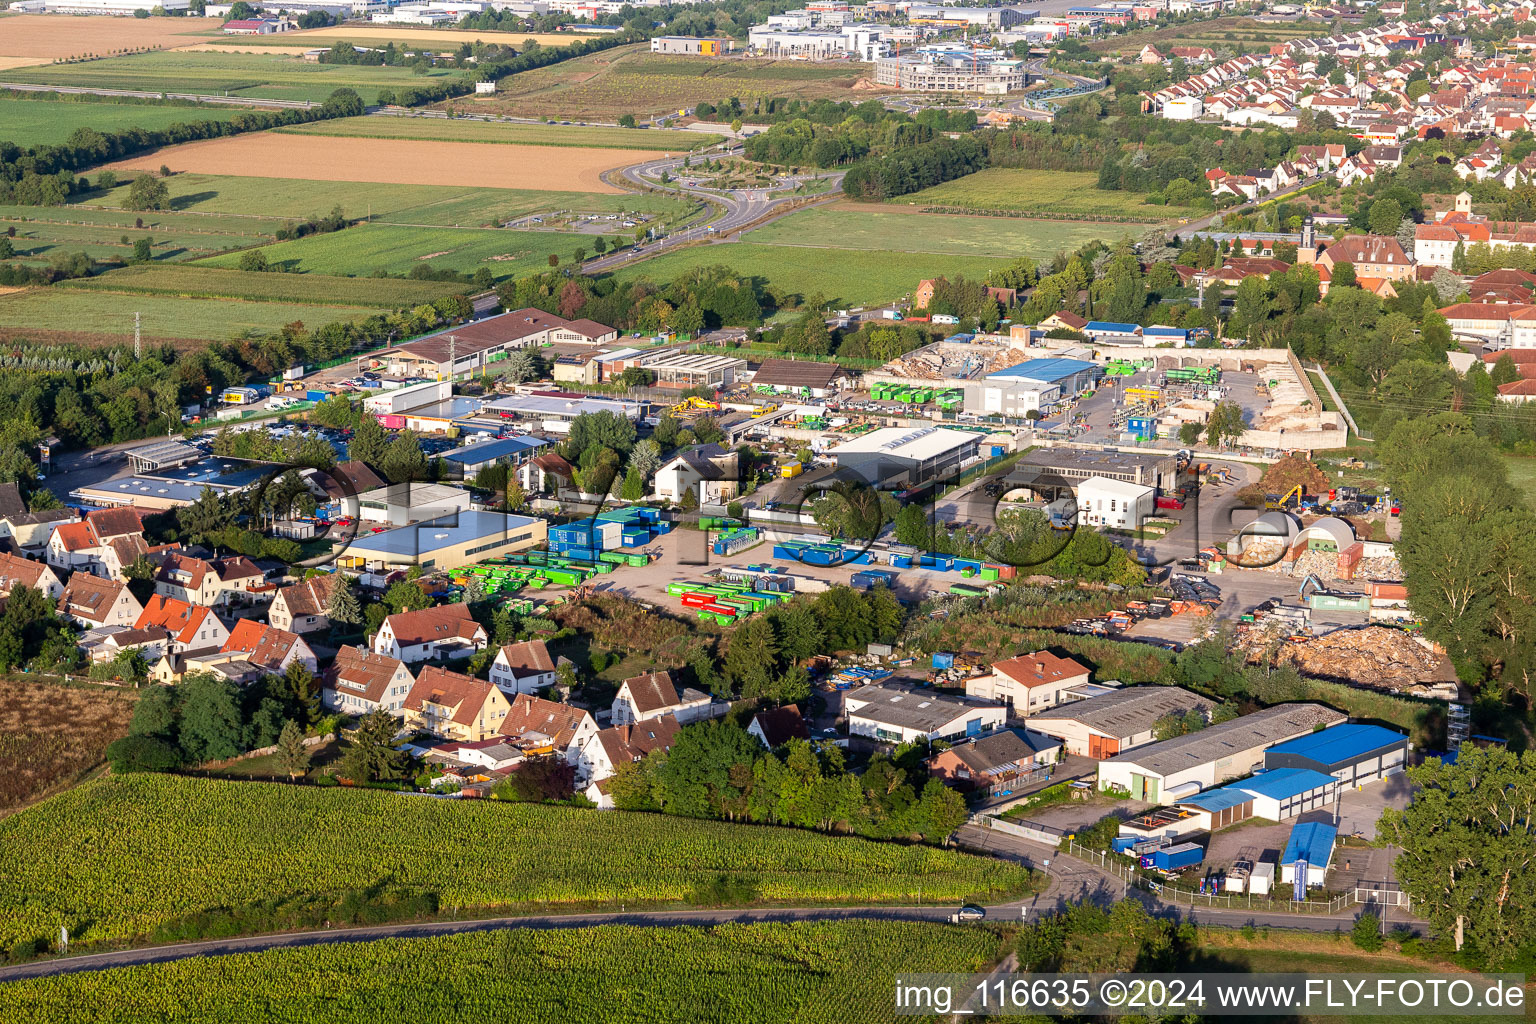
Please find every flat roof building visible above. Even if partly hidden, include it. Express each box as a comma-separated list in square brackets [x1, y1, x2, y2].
[482, 391, 644, 426]
[1096, 703, 1347, 803]
[126, 441, 202, 474]
[1027, 685, 1214, 759]
[1263, 723, 1408, 788]
[830, 426, 983, 487]
[356, 482, 474, 528]
[1008, 447, 1178, 499]
[438, 435, 551, 479]
[337, 510, 546, 572]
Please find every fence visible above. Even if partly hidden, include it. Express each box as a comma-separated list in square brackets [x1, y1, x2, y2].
[1061, 842, 1403, 917]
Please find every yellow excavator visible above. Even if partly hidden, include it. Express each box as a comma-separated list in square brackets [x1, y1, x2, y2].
[1265, 484, 1303, 511]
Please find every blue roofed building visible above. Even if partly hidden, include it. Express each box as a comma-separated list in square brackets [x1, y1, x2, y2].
[1280, 820, 1337, 888]
[439, 435, 551, 480]
[1141, 325, 1190, 347]
[1082, 321, 1142, 343]
[1172, 765, 1340, 831]
[1263, 723, 1409, 788]
[984, 357, 1101, 396]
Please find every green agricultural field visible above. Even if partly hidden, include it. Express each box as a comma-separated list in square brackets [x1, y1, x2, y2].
[746, 205, 1139, 260]
[0, 774, 1032, 952]
[0, 288, 386, 343]
[0, 922, 1003, 1024]
[0, 97, 245, 149]
[198, 223, 596, 281]
[615, 242, 1004, 309]
[479, 45, 865, 120]
[58, 264, 465, 306]
[83, 172, 690, 227]
[902, 169, 1172, 223]
[0, 51, 468, 104]
[281, 114, 723, 151]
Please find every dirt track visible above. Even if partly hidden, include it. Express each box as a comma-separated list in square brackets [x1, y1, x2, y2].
[103, 133, 661, 192]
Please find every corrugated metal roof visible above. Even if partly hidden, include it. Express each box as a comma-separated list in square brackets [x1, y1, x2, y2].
[1265, 723, 1406, 765]
[1281, 820, 1337, 866]
[1178, 787, 1253, 812]
[1233, 767, 1338, 800]
[440, 435, 550, 465]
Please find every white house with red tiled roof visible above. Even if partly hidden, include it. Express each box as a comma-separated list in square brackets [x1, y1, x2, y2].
[0, 552, 62, 601]
[373, 604, 487, 664]
[965, 651, 1092, 714]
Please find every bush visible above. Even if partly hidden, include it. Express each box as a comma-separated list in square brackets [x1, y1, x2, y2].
[106, 734, 182, 773]
[1352, 912, 1384, 951]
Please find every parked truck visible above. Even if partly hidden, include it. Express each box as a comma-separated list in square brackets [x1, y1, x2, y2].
[1141, 842, 1204, 872]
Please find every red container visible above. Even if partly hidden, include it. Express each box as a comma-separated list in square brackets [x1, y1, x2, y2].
[703, 603, 737, 616]
[1155, 496, 1185, 510]
[681, 593, 712, 608]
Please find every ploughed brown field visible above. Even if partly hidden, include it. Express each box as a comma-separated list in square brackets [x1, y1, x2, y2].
[101, 133, 657, 192]
[0, 13, 213, 62]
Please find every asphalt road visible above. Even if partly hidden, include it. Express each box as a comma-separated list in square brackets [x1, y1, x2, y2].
[0, 82, 318, 109]
[585, 147, 844, 273]
[0, 903, 1022, 982]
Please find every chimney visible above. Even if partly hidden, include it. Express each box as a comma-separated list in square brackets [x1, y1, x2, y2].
[1035, 661, 1045, 674]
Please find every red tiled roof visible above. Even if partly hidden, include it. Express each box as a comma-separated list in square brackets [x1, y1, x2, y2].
[993, 651, 1090, 689]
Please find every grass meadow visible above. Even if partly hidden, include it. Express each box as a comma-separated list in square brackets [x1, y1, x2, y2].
[197, 223, 599, 281]
[0, 287, 388, 343]
[746, 205, 1138, 260]
[58, 264, 465, 306]
[0, 51, 469, 104]
[902, 168, 1171, 222]
[0, 96, 245, 149]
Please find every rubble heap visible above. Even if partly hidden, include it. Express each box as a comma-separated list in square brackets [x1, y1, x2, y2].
[1240, 625, 1445, 691]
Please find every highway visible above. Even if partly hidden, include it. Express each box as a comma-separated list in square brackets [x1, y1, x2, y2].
[0, 82, 319, 109]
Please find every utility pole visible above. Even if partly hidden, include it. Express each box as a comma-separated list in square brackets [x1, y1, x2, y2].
[134, 311, 141, 361]
[448, 334, 456, 382]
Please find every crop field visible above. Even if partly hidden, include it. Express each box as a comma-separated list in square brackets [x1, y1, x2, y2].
[0, 679, 133, 818]
[0, 13, 216, 62]
[1089, 17, 1319, 54]
[616, 242, 1003, 309]
[231, 26, 601, 50]
[0, 921, 1003, 1023]
[473, 45, 869, 120]
[82, 172, 688, 227]
[280, 114, 722, 151]
[1, 211, 266, 267]
[0, 97, 245, 149]
[58, 265, 465, 306]
[0, 774, 1032, 951]
[0, 288, 387, 345]
[747, 205, 1138, 260]
[0, 51, 469, 104]
[902, 169, 1172, 223]
[197, 223, 594, 282]
[102, 132, 656, 192]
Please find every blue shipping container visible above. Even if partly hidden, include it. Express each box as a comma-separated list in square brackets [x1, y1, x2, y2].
[932, 652, 956, 670]
[1144, 843, 1203, 871]
[990, 445, 1005, 458]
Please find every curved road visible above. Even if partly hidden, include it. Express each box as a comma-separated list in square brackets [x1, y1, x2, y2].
[585, 145, 844, 272]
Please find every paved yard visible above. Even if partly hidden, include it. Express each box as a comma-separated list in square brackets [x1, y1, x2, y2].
[1021, 795, 1148, 833]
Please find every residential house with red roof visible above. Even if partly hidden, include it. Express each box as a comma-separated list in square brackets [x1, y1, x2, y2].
[498, 693, 598, 768]
[57, 573, 141, 630]
[747, 704, 811, 749]
[268, 574, 339, 634]
[322, 645, 415, 716]
[46, 507, 174, 580]
[577, 716, 682, 807]
[611, 670, 720, 727]
[404, 665, 512, 742]
[965, 651, 1092, 714]
[221, 619, 317, 677]
[134, 594, 229, 654]
[372, 603, 488, 664]
[154, 552, 265, 608]
[488, 639, 558, 695]
[0, 551, 63, 601]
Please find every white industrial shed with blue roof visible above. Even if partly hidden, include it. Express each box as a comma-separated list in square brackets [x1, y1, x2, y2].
[1281, 820, 1337, 888]
[439, 435, 551, 479]
[1263, 723, 1408, 788]
[985, 357, 1102, 395]
[1175, 766, 1341, 830]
